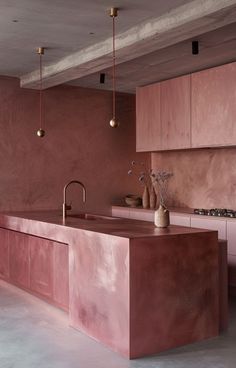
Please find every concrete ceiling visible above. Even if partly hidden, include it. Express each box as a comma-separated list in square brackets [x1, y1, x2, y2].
[70, 21, 236, 93]
[0, 0, 192, 76]
[0, 0, 236, 93]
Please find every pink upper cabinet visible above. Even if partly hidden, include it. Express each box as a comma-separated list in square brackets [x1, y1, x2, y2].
[136, 75, 191, 152]
[191, 62, 236, 148]
[136, 83, 161, 152]
[161, 75, 191, 150]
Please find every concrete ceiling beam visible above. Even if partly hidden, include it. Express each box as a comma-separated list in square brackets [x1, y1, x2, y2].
[20, 0, 236, 89]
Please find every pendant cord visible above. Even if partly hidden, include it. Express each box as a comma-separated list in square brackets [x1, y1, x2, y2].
[112, 15, 116, 120]
[39, 52, 43, 130]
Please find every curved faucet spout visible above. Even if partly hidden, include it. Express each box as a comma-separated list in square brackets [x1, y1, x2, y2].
[63, 180, 86, 220]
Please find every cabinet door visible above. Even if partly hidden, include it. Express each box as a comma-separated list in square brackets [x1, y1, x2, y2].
[191, 62, 236, 147]
[170, 213, 190, 227]
[30, 236, 53, 298]
[226, 221, 236, 255]
[136, 84, 161, 152]
[161, 75, 191, 150]
[0, 228, 9, 280]
[53, 243, 69, 310]
[9, 231, 30, 289]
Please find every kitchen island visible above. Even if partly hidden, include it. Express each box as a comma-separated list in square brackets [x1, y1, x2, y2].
[0, 211, 219, 359]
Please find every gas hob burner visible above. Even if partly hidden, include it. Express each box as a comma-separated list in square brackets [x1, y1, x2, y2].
[194, 208, 207, 215]
[194, 208, 236, 218]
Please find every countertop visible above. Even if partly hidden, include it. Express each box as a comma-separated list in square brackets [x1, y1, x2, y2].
[0, 210, 214, 241]
[112, 204, 196, 215]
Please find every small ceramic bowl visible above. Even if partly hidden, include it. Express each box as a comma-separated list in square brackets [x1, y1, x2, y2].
[125, 195, 142, 207]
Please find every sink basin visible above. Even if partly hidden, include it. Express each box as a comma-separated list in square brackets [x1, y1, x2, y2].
[69, 213, 120, 221]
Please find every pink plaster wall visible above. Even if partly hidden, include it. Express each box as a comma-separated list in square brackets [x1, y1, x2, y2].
[0, 76, 147, 214]
[151, 148, 236, 209]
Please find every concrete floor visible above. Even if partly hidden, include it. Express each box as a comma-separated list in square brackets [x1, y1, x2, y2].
[0, 280, 236, 368]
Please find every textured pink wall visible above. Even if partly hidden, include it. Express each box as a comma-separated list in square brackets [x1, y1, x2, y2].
[151, 148, 236, 209]
[0, 76, 147, 214]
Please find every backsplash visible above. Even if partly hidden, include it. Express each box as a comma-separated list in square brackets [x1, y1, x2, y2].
[152, 148, 236, 209]
[0, 76, 148, 214]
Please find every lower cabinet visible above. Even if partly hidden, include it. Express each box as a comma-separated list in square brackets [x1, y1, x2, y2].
[30, 237, 54, 299]
[0, 228, 9, 280]
[169, 213, 191, 227]
[9, 231, 30, 289]
[0, 228, 69, 310]
[191, 217, 226, 240]
[53, 243, 69, 309]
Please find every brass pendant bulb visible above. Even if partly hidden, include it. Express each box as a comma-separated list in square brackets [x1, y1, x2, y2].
[110, 118, 119, 128]
[37, 128, 45, 137]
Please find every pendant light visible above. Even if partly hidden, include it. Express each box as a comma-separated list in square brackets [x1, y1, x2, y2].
[36, 47, 45, 137]
[109, 7, 119, 128]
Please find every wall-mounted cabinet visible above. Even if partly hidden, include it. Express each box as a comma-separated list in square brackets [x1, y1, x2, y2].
[161, 75, 191, 150]
[191, 63, 236, 148]
[136, 75, 190, 151]
[136, 61, 236, 152]
[136, 83, 161, 151]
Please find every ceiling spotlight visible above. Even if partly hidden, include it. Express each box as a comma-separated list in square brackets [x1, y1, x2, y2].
[192, 40, 199, 55]
[36, 47, 46, 138]
[109, 7, 119, 128]
[100, 73, 106, 84]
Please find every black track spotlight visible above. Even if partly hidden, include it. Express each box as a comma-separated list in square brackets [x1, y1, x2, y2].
[100, 73, 106, 84]
[192, 41, 199, 55]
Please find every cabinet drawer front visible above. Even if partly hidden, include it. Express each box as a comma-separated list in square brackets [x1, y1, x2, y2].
[111, 207, 130, 219]
[170, 214, 190, 227]
[191, 216, 226, 240]
[30, 237, 53, 298]
[129, 209, 154, 222]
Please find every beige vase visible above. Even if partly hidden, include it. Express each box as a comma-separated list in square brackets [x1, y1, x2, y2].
[149, 185, 156, 210]
[154, 204, 170, 228]
[142, 185, 150, 209]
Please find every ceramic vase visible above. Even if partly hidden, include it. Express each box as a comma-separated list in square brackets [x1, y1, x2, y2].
[154, 204, 170, 228]
[149, 185, 156, 210]
[142, 185, 150, 209]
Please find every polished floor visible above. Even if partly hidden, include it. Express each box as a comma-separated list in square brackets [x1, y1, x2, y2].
[0, 280, 235, 368]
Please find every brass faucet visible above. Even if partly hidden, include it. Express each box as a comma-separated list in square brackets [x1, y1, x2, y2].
[63, 180, 86, 220]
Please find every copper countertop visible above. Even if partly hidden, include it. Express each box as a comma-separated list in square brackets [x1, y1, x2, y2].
[0, 210, 216, 243]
